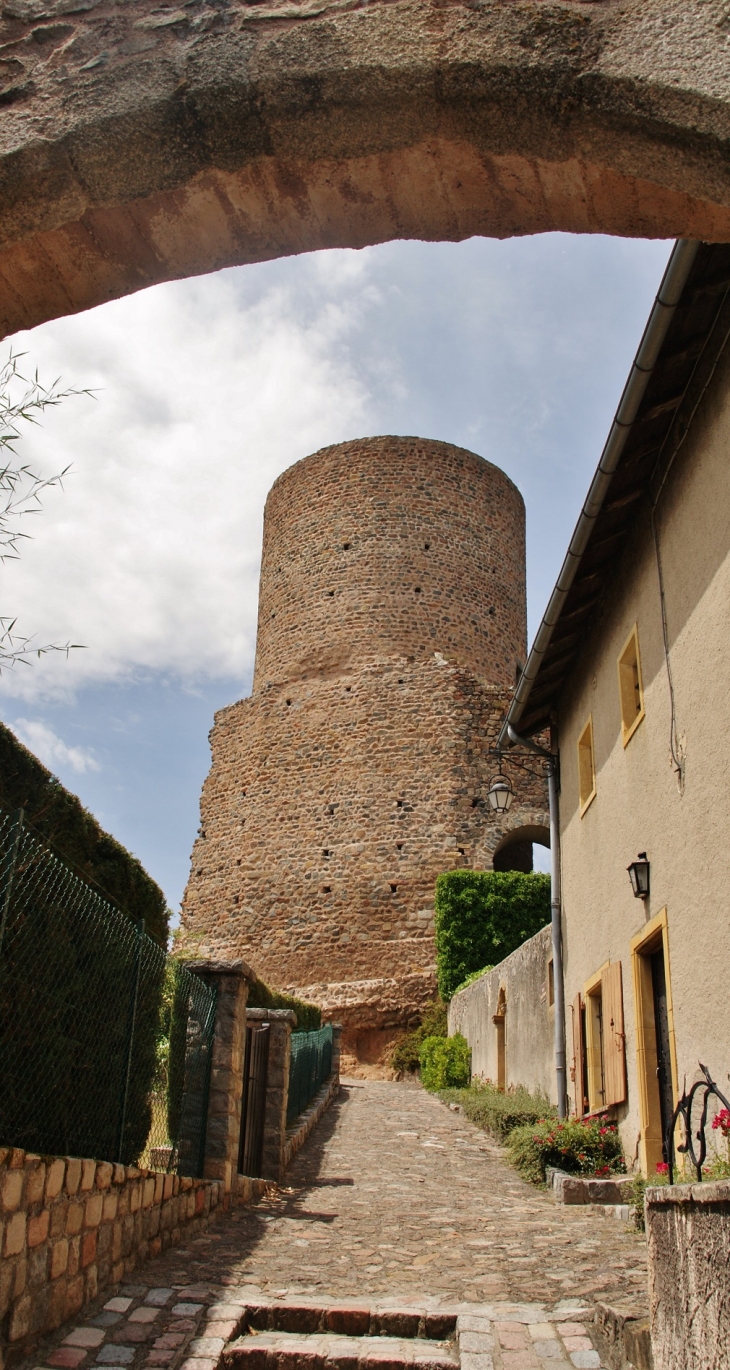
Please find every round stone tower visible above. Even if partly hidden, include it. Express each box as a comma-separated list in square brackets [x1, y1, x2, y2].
[253, 437, 526, 691]
[181, 437, 548, 1062]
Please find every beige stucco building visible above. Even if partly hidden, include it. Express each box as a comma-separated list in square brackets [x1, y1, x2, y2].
[462, 239, 730, 1177]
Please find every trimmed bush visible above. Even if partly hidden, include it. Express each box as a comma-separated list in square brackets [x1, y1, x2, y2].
[247, 976, 321, 1030]
[435, 870, 550, 1000]
[420, 1033, 471, 1091]
[506, 1116, 626, 1186]
[0, 722, 169, 944]
[390, 998, 448, 1075]
[453, 965, 494, 995]
[441, 1079, 555, 1140]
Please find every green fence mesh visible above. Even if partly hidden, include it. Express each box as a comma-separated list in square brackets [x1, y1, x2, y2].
[0, 807, 215, 1171]
[287, 1024, 334, 1125]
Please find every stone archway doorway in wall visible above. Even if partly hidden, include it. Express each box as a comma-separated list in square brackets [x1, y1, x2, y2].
[2, 2, 730, 338]
[492, 825, 550, 875]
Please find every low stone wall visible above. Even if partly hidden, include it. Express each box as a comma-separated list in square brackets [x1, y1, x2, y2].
[0, 1147, 263, 1369]
[447, 925, 554, 1100]
[283, 1075, 340, 1172]
[646, 1178, 730, 1369]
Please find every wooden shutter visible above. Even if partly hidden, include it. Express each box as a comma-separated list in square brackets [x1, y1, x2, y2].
[601, 960, 627, 1106]
[572, 992, 585, 1117]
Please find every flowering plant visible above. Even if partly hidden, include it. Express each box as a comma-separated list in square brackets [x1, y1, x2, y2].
[507, 1114, 625, 1185]
[711, 1108, 730, 1138]
[656, 1161, 669, 1175]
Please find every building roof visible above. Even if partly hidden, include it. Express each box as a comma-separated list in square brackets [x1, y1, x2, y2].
[501, 239, 730, 741]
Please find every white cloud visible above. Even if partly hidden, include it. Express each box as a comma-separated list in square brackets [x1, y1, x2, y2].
[0, 260, 375, 702]
[0, 234, 671, 707]
[10, 717, 100, 773]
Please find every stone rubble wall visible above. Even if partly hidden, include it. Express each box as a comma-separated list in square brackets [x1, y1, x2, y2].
[0, 1148, 264, 1367]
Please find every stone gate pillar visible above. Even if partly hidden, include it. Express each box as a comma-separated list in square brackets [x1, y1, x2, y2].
[246, 1008, 296, 1183]
[187, 958, 252, 1194]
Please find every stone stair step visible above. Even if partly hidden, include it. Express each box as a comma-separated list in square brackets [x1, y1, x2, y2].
[224, 1331, 459, 1370]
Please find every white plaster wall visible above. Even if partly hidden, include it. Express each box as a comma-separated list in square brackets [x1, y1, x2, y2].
[557, 340, 730, 1171]
[448, 925, 555, 1101]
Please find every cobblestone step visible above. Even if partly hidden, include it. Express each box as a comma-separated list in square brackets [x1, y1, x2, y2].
[223, 1331, 459, 1370]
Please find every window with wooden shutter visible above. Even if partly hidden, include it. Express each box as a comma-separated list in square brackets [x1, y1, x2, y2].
[577, 716, 596, 816]
[601, 960, 627, 1106]
[572, 992, 585, 1117]
[617, 624, 645, 747]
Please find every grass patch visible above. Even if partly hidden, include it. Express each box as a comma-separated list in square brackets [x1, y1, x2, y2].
[440, 1079, 555, 1141]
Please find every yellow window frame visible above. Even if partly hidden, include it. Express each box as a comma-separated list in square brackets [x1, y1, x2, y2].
[583, 964, 607, 1112]
[617, 623, 645, 747]
[577, 715, 597, 817]
[630, 908, 678, 1177]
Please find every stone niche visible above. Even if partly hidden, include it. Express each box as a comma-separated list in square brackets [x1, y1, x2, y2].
[180, 436, 548, 1064]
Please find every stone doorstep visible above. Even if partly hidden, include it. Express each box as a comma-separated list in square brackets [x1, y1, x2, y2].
[546, 1171, 635, 1208]
[223, 1332, 459, 1370]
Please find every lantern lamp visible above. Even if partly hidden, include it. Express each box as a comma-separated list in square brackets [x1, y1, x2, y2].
[487, 774, 514, 813]
[627, 851, 650, 899]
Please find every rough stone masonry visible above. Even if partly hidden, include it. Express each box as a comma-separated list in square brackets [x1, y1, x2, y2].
[180, 437, 548, 1060]
[3, 0, 730, 340]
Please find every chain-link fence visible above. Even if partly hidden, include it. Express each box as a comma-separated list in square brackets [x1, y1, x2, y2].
[0, 807, 215, 1171]
[287, 1024, 333, 1125]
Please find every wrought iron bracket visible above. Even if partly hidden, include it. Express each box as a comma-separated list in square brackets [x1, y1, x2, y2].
[666, 1062, 730, 1184]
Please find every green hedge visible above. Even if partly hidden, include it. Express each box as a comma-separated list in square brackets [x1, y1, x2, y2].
[247, 976, 321, 1031]
[420, 1033, 471, 1091]
[0, 723, 168, 945]
[390, 999, 448, 1075]
[435, 870, 550, 1000]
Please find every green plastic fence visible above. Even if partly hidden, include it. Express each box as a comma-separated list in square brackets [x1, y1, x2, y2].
[287, 1024, 334, 1125]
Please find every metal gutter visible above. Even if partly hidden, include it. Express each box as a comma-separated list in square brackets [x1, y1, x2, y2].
[498, 237, 701, 747]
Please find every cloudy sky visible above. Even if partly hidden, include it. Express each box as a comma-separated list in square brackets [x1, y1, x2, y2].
[0, 232, 671, 917]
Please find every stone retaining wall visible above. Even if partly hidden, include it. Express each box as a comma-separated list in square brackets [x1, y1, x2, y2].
[0, 1148, 264, 1368]
[646, 1178, 730, 1369]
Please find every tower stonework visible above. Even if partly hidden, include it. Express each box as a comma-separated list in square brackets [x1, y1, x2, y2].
[181, 437, 548, 1060]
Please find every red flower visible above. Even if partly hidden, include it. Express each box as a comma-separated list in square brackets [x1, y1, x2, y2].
[712, 1109, 730, 1137]
[656, 1162, 669, 1174]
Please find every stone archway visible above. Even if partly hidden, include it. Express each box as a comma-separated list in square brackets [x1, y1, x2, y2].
[492, 824, 550, 873]
[1, 1, 730, 338]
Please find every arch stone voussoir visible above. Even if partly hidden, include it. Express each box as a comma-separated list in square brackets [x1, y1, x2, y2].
[2, 0, 730, 335]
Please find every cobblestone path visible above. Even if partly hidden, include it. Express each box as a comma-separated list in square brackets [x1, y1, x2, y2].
[25, 1082, 649, 1370]
[201, 1081, 647, 1308]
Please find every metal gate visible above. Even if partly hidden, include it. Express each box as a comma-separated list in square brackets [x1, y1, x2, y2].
[238, 1021, 270, 1176]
